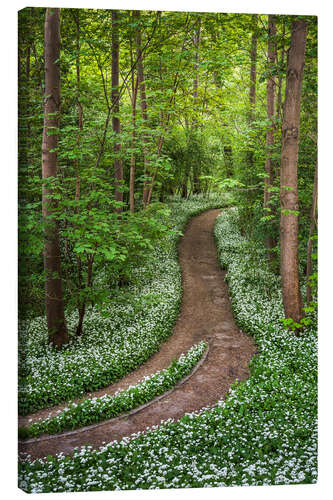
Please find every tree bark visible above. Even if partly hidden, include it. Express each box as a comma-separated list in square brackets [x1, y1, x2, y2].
[112, 10, 123, 212]
[42, 8, 68, 347]
[276, 20, 286, 122]
[129, 76, 139, 213]
[247, 15, 257, 174]
[264, 15, 277, 260]
[132, 10, 151, 207]
[74, 9, 83, 205]
[306, 163, 318, 304]
[192, 19, 201, 194]
[224, 145, 233, 177]
[280, 19, 308, 326]
[73, 9, 86, 337]
[249, 16, 257, 122]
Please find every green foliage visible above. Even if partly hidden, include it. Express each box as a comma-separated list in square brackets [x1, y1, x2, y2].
[19, 342, 206, 438]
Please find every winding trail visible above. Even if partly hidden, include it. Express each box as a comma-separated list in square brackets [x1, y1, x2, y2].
[18, 209, 256, 460]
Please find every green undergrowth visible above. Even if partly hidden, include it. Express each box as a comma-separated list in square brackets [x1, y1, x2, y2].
[19, 207, 317, 493]
[19, 342, 207, 439]
[18, 194, 227, 415]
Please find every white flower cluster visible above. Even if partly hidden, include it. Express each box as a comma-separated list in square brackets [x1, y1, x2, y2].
[18, 194, 225, 415]
[18, 204, 317, 493]
[20, 341, 207, 438]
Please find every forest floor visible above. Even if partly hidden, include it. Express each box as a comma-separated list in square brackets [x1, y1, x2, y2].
[18, 209, 256, 460]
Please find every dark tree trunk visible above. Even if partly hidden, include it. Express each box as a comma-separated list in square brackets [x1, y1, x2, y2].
[280, 19, 308, 327]
[306, 163, 318, 304]
[42, 8, 68, 347]
[224, 145, 233, 177]
[264, 15, 277, 261]
[112, 10, 123, 212]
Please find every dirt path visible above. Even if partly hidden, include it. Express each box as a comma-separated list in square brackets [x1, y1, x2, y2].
[18, 209, 256, 460]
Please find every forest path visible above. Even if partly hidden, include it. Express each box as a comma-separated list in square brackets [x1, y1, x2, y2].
[19, 209, 256, 460]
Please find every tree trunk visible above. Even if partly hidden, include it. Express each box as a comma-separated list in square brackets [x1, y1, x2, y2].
[129, 76, 139, 213]
[224, 145, 233, 177]
[280, 19, 308, 327]
[112, 10, 123, 212]
[249, 16, 257, 122]
[306, 163, 318, 304]
[191, 20, 201, 194]
[192, 19, 201, 128]
[73, 9, 86, 337]
[264, 15, 277, 261]
[42, 8, 68, 347]
[132, 11, 151, 207]
[74, 9, 83, 205]
[247, 15, 257, 173]
[276, 20, 286, 121]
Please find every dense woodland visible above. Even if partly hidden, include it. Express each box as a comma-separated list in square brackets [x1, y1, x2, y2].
[18, 7, 317, 492]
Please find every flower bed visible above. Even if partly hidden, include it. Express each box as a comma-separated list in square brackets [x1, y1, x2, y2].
[18, 195, 226, 415]
[19, 342, 207, 438]
[19, 208, 317, 493]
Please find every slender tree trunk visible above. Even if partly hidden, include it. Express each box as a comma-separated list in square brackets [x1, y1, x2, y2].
[74, 9, 83, 205]
[133, 11, 151, 207]
[264, 15, 277, 261]
[192, 20, 201, 127]
[276, 20, 286, 121]
[192, 19, 201, 194]
[112, 10, 123, 212]
[280, 19, 308, 327]
[306, 163, 318, 304]
[224, 145, 233, 177]
[129, 76, 139, 213]
[247, 15, 257, 175]
[42, 8, 68, 347]
[73, 9, 86, 337]
[249, 16, 257, 123]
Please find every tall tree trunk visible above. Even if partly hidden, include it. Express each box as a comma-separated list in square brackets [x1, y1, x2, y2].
[133, 10, 151, 207]
[42, 8, 68, 347]
[306, 163, 318, 304]
[73, 9, 86, 337]
[280, 19, 308, 327]
[129, 76, 139, 213]
[112, 10, 123, 212]
[246, 15, 257, 176]
[74, 9, 83, 205]
[224, 145, 233, 177]
[249, 16, 257, 123]
[276, 20, 286, 121]
[264, 15, 277, 261]
[192, 19, 201, 194]
[192, 19, 201, 128]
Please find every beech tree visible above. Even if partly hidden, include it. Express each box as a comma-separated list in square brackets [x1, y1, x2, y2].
[42, 8, 68, 347]
[112, 10, 123, 212]
[280, 19, 308, 326]
[264, 15, 277, 261]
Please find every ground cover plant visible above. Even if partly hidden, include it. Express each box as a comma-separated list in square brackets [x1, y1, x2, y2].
[18, 196, 226, 415]
[18, 209, 317, 492]
[19, 341, 207, 438]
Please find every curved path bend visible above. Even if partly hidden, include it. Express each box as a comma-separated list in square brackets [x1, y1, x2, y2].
[19, 209, 256, 460]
